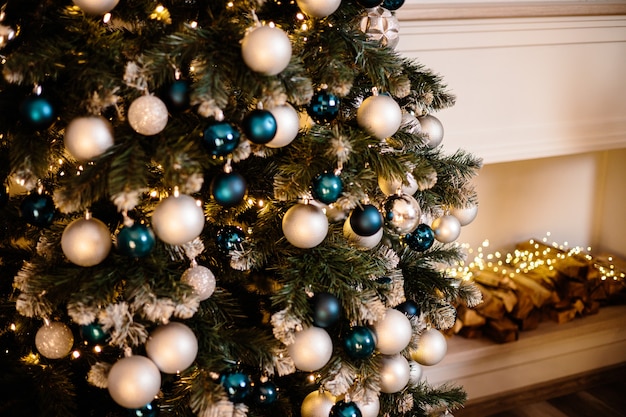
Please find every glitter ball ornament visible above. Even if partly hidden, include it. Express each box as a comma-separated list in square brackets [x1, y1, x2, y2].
[210, 171, 247, 208]
[61, 217, 112, 267]
[127, 401, 159, 417]
[343, 220, 383, 249]
[383, 0, 405, 10]
[242, 109, 277, 144]
[297, 0, 341, 18]
[117, 223, 156, 257]
[20, 95, 55, 129]
[288, 327, 333, 371]
[431, 215, 461, 243]
[301, 390, 336, 417]
[378, 172, 418, 196]
[359, 7, 400, 49]
[311, 172, 343, 204]
[349, 204, 383, 237]
[418, 114, 444, 148]
[20, 192, 55, 227]
[252, 380, 278, 405]
[220, 371, 252, 402]
[266, 104, 300, 148]
[379, 354, 410, 393]
[373, 308, 413, 355]
[181, 264, 216, 301]
[146, 322, 198, 374]
[405, 223, 435, 251]
[216, 225, 246, 253]
[80, 323, 108, 345]
[128, 95, 168, 136]
[151, 194, 205, 246]
[311, 292, 341, 328]
[35, 321, 74, 359]
[241, 25, 292, 76]
[330, 400, 362, 417]
[307, 90, 340, 124]
[73, 0, 120, 14]
[202, 122, 241, 156]
[282, 203, 329, 249]
[355, 396, 379, 417]
[383, 194, 421, 235]
[411, 328, 447, 366]
[64, 116, 114, 161]
[451, 204, 478, 226]
[107, 355, 161, 409]
[343, 326, 376, 359]
[357, 93, 402, 139]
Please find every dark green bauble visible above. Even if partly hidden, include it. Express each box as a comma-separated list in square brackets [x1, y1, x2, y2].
[216, 226, 246, 253]
[80, 323, 108, 345]
[396, 300, 420, 318]
[311, 172, 343, 204]
[404, 223, 435, 251]
[311, 292, 341, 328]
[343, 326, 376, 359]
[220, 372, 252, 403]
[117, 223, 156, 257]
[252, 380, 278, 405]
[383, 0, 405, 10]
[0, 182, 8, 207]
[210, 171, 247, 207]
[20, 192, 55, 227]
[20, 95, 55, 129]
[330, 400, 362, 417]
[202, 122, 241, 156]
[163, 79, 191, 111]
[307, 90, 340, 124]
[127, 401, 159, 417]
[356, 0, 383, 8]
[242, 109, 277, 144]
[349, 204, 382, 237]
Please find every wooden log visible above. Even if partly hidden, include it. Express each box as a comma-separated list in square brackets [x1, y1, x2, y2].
[458, 326, 483, 339]
[491, 288, 518, 313]
[515, 308, 542, 331]
[548, 306, 577, 324]
[485, 317, 519, 343]
[510, 289, 535, 320]
[555, 253, 590, 281]
[475, 293, 506, 320]
[457, 305, 487, 327]
[584, 300, 601, 315]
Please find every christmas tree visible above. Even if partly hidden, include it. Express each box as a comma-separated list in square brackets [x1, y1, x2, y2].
[0, 1, 483, 416]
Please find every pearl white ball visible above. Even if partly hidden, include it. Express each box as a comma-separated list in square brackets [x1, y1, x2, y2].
[373, 308, 413, 355]
[128, 95, 169, 136]
[288, 327, 333, 372]
[241, 26, 292, 76]
[378, 172, 418, 196]
[418, 114, 444, 148]
[146, 322, 198, 374]
[61, 217, 112, 267]
[73, 0, 119, 14]
[152, 194, 205, 246]
[107, 355, 161, 409]
[282, 203, 328, 249]
[296, 0, 341, 18]
[355, 396, 380, 417]
[64, 116, 114, 161]
[181, 265, 216, 301]
[411, 328, 447, 366]
[451, 204, 478, 226]
[343, 218, 383, 249]
[301, 390, 336, 417]
[431, 215, 461, 243]
[266, 104, 300, 148]
[357, 94, 402, 139]
[379, 354, 410, 393]
[35, 322, 74, 359]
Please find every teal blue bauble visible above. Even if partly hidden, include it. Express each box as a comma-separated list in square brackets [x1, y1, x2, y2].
[242, 109, 277, 144]
[330, 400, 362, 417]
[117, 223, 156, 257]
[220, 371, 252, 403]
[80, 323, 108, 344]
[20, 192, 55, 227]
[210, 171, 247, 207]
[311, 292, 341, 328]
[343, 326, 376, 359]
[311, 172, 343, 204]
[20, 95, 55, 129]
[349, 204, 382, 237]
[127, 401, 159, 417]
[383, 0, 405, 10]
[404, 223, 435, 251]
[307, 90, 340, 124]
[252, 380, 278, 405]
[203, 122, 241, 156]
[163, 79, 191, 111]
[216, 226, 246, 253]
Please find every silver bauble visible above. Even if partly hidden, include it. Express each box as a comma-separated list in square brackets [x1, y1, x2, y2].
[241, 26, 292, 76]
[357, 94, 402, 139]
[288, 327, 333, 372]
[181, 265, 216, 301]
[418, 114, 444, 148]
[128, 95, 169, 136]
[266, 104, 300, 148]
[296, 0, 341, 18]
[355, 396, 380, 417]
[411, 328, 447, 366]
[431, 215, 461, 243]
[343, 218, 383, 249]
[73, 0, 119, 14]
[379, 354, 410, 393]
[107, 355, 161, 409]
[146, 322, 198, 374]
[359, 7, 400, 49]
[373, 308, 413, 355]
[408, 360, 423, 387]
[35, 321, 74, 359]
[61, 217, 112, 267]
[64, 116, 114, 161]
[383, 194, 422, 235]
[152, 194, 205, 246]
[378, 172, 418, 196]
[301, 390, 336, 417]
[451, 204, 478, 226]
[282, 203, 328, 249]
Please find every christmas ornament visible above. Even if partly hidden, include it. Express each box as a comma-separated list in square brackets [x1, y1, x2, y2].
[373, 308, 413, 355]
[252, 380, 278, 405]
[296, 0, 341, 18]
[311, 172, 343, 204]
[343, 326, 376, 359]
[241, 25, 292, 76]
[301, 390, 336, 417]
[307, 90, 340, 124]
[216, 225, 246, 253]
[288, 327, 333, 371]
[396, 300, 420, 317]
[401, 111, 422, 135]
[0, 23, 17, 49]
[408, 360, 423, 386]
[357, 93, 402, 139]
[311, 292, 341, 328]
[80, 322, 108, 344]
[72, 0, 120, 15]
[355, 396, 379, 417]
[64, 116, 114, 161]
[330, 400, 362, 417]
[35, 321, 74, 359]
[163, 79, 191, 111]
[418, 114, 444, 148]
[127, 401, 159, 417]
[20, 192, 55, 227]
[379, 354, 410, 393]
[242, 109, 277, 144]
[151, 194, 205, 246]
[181, 264, 216, 301]
[210, 171, 247, 207]
[128, 95, 169, 136]
[266, 103, 300, 148]
[343, 220, 383, 249]
[356, 0, 384, 7]
[107, 355, 161, 409]
[349, 204, 382, 237]
[220, 371, 252, 402]
[117, 223, 156, 257]
[0, 182, 8, 207]
[282, 203, 329, 249]
[383, 0, 405, 10]
[202, 122, 241, 156]
[146, 322, 198, 374]
[451, 204, 478, 226]
[20, 95, 55, 129]
[383, 194, 421, 235]
[359, 7, 400, 49]
[411, 328, 447, 366]
[404, 223, 435, 251]
[378, 172, 418, 196]
[61, 217, 112, 267]
[431, 215, 461, 243]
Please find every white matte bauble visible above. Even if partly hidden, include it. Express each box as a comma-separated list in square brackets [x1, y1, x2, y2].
[61, 217, 112, 267]
[128, 95, 169, 136]
[343, 218, 383, 250]
[378, 172, 418, 196]
[282, 203, 328, 249]
[301, 390, 336, 417]
[451, 204, 478, 226]
[418, 114, 444, 148]
[266, 104, 300, 148]
[152, 194, 205, 245]
[241, 26, 292, 76]
[373, 308, 413, 355]
[408, 360, 423, 387]
[296, 0, 341, 18]
[181, 265, 216, 301]
[35, 322, 74, 359]
[379, 354, 410, 393]
[431, 215, 461, 243]
[72, 0, 119, 14]
[146, 322, 198, 374]
[64, 116, 114, 161]
[355, 395, 380, 417]
[107, 355, 161, 409]
[359, 6, 400, 49]
[411, 328, 447, 366]
[288, 327, 333, 372]
[357, 94, 402, 139]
